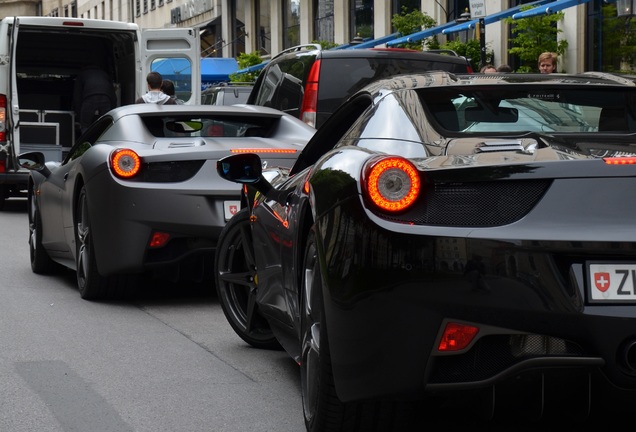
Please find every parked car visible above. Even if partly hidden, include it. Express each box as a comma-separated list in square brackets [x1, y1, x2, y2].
[19, 104, 314, 300]
[215, 71, 636, 430]
[201, 83, 253, 105]
[247, 44, 473, 128]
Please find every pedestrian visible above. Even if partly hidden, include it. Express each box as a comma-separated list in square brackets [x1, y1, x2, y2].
[480, 64, 497, 73]
[135, 71, 176, 104]
[538, 52, 558, 74]
[160, 79, 184, 104]
[73, 64, 117, 134]
[496, 64, 512, 73]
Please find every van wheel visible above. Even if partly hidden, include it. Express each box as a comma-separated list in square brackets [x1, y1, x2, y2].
[0, 185, 7, 210]
[28, 186, 57, 274]
[215, 208, 280, 349]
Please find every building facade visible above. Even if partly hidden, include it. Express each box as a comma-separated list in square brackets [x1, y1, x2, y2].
[2, 0, 628, 74]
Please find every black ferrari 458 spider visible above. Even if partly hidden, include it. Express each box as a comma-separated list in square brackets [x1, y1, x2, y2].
[215, 71, 636, 430]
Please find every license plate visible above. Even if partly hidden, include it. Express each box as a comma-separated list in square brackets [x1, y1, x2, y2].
[223, 201, 240, 221]
[588, 262, 636, 303]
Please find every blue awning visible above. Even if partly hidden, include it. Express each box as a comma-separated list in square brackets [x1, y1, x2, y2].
[442, 0, 553, 35]
[385, 22, 461, 47]
[512, 0, 592, 19]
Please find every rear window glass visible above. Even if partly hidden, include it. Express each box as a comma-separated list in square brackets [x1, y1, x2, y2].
[418, 87, 636, 133]
[318, 57, 469, 114]
[141, 115, 277, 138]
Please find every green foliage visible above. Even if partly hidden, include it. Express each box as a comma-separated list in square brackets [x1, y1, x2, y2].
[600, 4, 636, 73]
[391, 6, 439, 50]
[503, 7, 568, 72]
[229, 51, 263, 83]
[312, 40, 340, 50]
[440, 39, 493, 72]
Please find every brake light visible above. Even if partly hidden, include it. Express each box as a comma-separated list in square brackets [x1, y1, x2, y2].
[300, 59, 320, 128]
[0, 159, 5, 173]
[363, 156, 421, 212]
[230, 148, 297, 154]
[149, 231, 170, 248]
[603, 156, 636, 165]
[0, 94, 6, 142]
[438, 322, 479, 352]
[110, 148, 141, 178]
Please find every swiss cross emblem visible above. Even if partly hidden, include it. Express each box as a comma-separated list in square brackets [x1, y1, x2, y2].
[594, 272, 610, 292]
[229, 205, 238, 215]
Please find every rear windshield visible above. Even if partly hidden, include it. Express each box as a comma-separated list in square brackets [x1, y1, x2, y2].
[141, 114, 278, 138]
[418, 87, 636, 133]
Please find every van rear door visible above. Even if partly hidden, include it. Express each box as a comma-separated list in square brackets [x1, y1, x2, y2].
[142, 29, 201, 105]
[8, 17, 20, 170]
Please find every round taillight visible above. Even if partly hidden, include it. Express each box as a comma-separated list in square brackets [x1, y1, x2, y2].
[364, 156, 420, 212]
[110, 148, 141, 178]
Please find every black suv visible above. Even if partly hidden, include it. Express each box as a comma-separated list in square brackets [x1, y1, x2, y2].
[247, 44, 473, 128]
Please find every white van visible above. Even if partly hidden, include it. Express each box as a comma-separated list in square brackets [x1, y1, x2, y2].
[0, 16, 201, 209]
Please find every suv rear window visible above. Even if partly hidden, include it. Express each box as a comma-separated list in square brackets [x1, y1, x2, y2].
[317, 57, 468, 118]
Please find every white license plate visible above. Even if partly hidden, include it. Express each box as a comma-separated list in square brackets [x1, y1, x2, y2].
[223, 201, 241, 221]
[588, 262, 636, 303]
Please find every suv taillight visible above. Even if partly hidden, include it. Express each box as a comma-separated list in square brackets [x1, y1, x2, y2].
[0, 94, 6, 142]
[300, 59, 320, 128]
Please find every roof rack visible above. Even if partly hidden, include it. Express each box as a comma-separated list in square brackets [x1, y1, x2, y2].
[271, 44, 322, 60]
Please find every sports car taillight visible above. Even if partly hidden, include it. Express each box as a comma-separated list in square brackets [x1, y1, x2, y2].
[363, 156, 421, 212]
[110, 148, 141, 179]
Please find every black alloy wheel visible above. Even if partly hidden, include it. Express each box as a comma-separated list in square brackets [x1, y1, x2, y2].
[75, 186, 108, 300]
[28, 185, 57, 274]
[215, 207, 280, 349]
[300, 226, 344, 432]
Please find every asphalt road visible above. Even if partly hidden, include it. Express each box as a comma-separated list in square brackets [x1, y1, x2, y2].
[0, 198, 304, 432]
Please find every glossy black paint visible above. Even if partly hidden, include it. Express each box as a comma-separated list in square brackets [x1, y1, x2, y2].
[216, 71, 636, 428]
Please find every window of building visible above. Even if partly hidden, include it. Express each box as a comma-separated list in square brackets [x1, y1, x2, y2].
[392, 0, 421, 15]
[71, 1, 77, 17]
[159, 0, 164, 7]
[257, 0, 272, 56]
[136, 0, 141, 17]
[231, 0, 247, 58]
[143, 0, 148, 14]
[283, 0, 300, 48]
[350, 0, 373, 41]
[590, 0, 636, 74]
[314, 0, 334, 44]
[151, 0, 156, 11]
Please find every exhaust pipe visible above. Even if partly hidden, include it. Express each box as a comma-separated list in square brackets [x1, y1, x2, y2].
[620, 339, 636, 374]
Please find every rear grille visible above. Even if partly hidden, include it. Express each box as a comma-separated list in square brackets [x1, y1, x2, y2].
[429, 334, 584, 384]
[377, 179, 551, 227]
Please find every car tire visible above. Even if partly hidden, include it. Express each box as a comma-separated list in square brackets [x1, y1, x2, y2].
[301, 226, 348, 431]
[215, 207, 280, 350]
[74, 185, 140, 301]
[300, 226, 429, 432]
[28, 186, 57, 274]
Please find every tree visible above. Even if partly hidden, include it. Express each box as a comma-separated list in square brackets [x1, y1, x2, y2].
[391, 6, 439, 51]
[503, 7, 568, 73]
[440, 39, 493, 72]
[229, 51, 263, 83]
